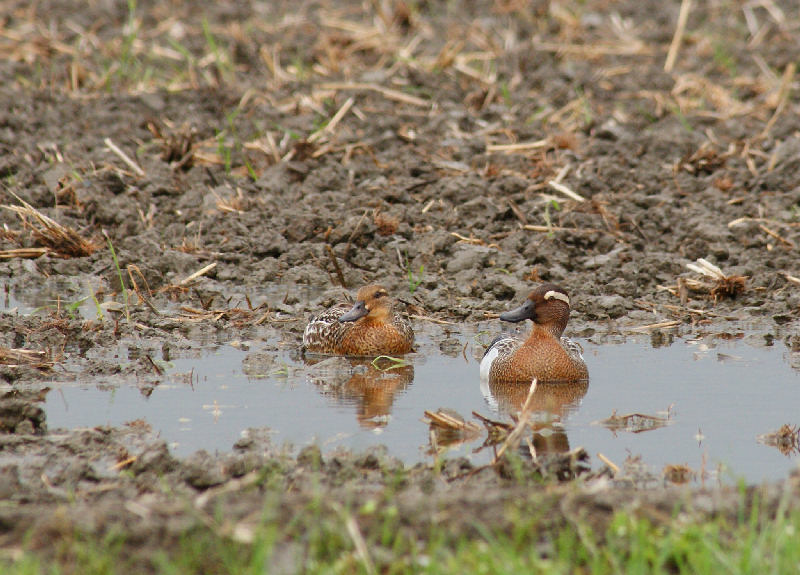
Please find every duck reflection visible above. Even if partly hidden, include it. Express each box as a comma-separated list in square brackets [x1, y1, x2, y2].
[305, 356, 414, 429]
[481, 378, 588, 455]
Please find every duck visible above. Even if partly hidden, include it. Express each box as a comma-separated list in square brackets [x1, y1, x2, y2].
[480, 283, 588, 384]
[303, 284, 414, 356]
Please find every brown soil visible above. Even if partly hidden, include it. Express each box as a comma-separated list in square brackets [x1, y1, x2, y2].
[0, 0, 799, 568]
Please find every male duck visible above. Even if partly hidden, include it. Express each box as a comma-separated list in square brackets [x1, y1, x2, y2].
[303, 284, 414, 356]
[480, 283, 588, 384]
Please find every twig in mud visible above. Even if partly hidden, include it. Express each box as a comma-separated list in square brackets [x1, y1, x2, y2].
[506, 198, 528, 225]
[523, 224, 605, 235]
[104, 137, 145, 177]
[758, 223, 795, 249]
[3, 191, 97, 257]
[486, 139, 549, 153]
[534, 40, 649, 57]
[728, 216, 800, 229]
[110, 456, 138, 471]
[325, 244, 347, 288]
[127, 264, 152, 297]
[627, 320, 682, 332]
[664, 0, 692, 72]
[307, 96, 355, 144]
[0, 248, 49, 259]
[780, 272, 800, 286]
[177, 305, 257, 326]
[547, 180, 585, 202]
[179, 262, 217, 286]
[126, 264, 161, 315]
[450, 231, 499, 248]
[320, 82, 429, 107]
[194, 469, 263, 510]
[144, 354, 164, 376]
[659, 301, 733, 320]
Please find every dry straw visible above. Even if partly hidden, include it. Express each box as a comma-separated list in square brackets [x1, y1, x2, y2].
[2, 191, 96, 258]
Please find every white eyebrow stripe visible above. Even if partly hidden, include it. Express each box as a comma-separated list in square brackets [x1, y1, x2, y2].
[544, 290, 570, 305]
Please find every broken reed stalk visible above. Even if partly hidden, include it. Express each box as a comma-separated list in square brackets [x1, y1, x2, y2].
[307, 96, 355, 144]
[344, 514, 376, 575]
[486, 139, 549, 153]
[548, 180, 585, 202]
[0, 248, 49, 259]
[127, 264, 161, 315]
[424, 409, 480, 432]
[179, 262, 217, 286]
[104, 137, 145, 176]
[319, 82, 429, 107]
[493, 378, 538, 463]
[523, 224, 605, 235]
[0, 347, 52, 369]
[664, 0, 692, 72]
[3, 191, 96, 257]
[597, 453, 620, 475]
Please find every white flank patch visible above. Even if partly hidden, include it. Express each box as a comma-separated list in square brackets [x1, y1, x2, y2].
[544, 290, 570, 306]
[479, 346, 500, 381]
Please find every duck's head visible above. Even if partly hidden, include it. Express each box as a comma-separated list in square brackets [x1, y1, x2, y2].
[338, 284, 392, 323]
[499, 283, 571, 333]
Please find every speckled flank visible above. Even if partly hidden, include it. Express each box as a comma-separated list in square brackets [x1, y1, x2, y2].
[482, 283, 588, 385]
[302, 285, 414, 357]
[479, 336, 517, 381]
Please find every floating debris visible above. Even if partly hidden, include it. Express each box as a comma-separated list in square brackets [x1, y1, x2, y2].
[757, 424, 800, 456]
[472, 411, 514, 445]
[663, 463, 694, 485]
[596, 407, 673, 434]
[424, 408, 482, 448]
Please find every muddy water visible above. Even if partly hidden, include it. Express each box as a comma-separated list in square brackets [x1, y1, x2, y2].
[43, 327, 800, 483]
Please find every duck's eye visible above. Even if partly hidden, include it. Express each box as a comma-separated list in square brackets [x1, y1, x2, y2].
[374, 291, 387, 298]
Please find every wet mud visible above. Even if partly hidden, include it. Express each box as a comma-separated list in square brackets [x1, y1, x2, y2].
[0, 0, 799, 565]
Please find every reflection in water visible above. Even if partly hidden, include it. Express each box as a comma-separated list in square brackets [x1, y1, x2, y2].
[481, 378, 589, 455]
[305, 356, 414, 429]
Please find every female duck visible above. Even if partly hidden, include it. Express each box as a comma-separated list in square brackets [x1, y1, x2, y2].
[303, 284, 414, 356]
[480, 283, 588, 384]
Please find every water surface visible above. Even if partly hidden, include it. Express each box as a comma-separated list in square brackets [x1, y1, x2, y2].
[44, 328, 800, 483]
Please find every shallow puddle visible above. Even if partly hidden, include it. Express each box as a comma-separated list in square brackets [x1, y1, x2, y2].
[44, 327, 800, 484]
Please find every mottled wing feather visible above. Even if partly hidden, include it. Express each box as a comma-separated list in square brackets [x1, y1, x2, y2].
[483, 334, 518, 359]
[302, 304, 350, 354]
[560, 336, 585, 362]
[393, 313, 415, 348]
